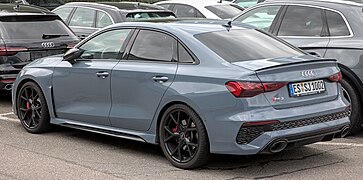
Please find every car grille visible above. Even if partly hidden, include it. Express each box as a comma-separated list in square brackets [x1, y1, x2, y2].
[236, 110, 350, 144]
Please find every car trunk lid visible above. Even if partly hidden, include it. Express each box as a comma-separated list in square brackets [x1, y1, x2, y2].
[232, 57, 340, 109]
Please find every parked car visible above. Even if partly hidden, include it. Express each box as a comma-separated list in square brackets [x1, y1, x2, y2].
[233, 0, 265, 8]
[0, 4, 78, 92]
[233, 0, 363, 135]
[0, 0, 64, 10]
[12, 20, 350, 169]
[155, 0, 244, 19]
[52, 2, 176, 39]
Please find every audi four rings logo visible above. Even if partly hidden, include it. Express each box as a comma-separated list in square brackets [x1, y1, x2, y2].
[41, 42, 55, 48]
[301, 70, 316, 77]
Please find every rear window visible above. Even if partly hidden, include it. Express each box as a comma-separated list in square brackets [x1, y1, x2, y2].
[205, 5, 243, 19]
[195, 29, 304, 62]
[126, 12, 176, 20]
[0, 15, 77, 40]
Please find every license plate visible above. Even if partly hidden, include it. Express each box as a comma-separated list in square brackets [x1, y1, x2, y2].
[289, 80, 325, 97]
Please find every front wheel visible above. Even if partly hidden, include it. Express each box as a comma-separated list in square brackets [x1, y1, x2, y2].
[159, 104, 210, 169]
[341, 78, 362, 135]
[16, 82, 51, 133]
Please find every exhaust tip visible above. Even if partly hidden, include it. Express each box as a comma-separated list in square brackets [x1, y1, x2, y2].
[3, 84, 12, 91]
[340, 126, 350, 138]
[269, 140, 288, 153]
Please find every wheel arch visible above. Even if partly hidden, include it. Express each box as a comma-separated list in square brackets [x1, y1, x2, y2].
[338, 63, 363, 102]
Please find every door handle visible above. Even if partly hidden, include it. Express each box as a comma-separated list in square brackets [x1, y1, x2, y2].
[96, 71, 109, 79]
[152, 76, 168, 83]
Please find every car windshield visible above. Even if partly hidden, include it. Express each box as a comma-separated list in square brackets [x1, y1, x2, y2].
[194, 29, 305, 62]
[0, 15, 76, 40]
[205, 4, 243, 19]
[126, 12, 176, 20]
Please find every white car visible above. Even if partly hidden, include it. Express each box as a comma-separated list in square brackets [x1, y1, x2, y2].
[155, 0, 244, 19]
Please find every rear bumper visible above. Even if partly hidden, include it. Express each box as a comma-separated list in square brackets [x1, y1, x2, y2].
[206, 95, 350, 155]
[0, 74, 17, 90]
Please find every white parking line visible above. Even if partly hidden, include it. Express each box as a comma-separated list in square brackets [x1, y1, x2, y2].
[0, 112, 19, 122]
[316, 142, 363, 147]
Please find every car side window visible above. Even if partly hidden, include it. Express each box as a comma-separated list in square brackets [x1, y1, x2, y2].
[326, 10, 350, 36]
[96, 11, 113, 28]
[235, 5, 281, 31]
[178, 43, 194, 63]
[128, 30, 177, 62]
[278, 6, 324, 36]
[159, 3, 173, 10]
[69, 8, 96, 28]
[173, 4, 199, 18]
[53, 7, 73, 22]
[79, 29, 132, 60]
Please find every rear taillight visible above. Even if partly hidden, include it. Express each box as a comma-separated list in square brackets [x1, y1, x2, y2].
[225, 81, 288, 98]
[67, 43, 77, 49]
[0, 47, 28, 56]
[328, 72, 342, 82]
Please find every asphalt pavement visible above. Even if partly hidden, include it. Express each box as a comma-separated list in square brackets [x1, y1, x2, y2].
[1, 90, 363, 179]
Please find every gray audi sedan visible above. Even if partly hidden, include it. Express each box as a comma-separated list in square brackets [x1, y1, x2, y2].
[233, 0, 363, 135]
[12, 21, 350, 169]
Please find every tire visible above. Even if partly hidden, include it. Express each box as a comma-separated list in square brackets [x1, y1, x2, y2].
[159, 104, 210, 169]
[16, 81, 51, 133]
[341, 78, 362, 135]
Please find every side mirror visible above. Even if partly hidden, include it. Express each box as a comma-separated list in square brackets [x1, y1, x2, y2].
[63, 48, 84, 64]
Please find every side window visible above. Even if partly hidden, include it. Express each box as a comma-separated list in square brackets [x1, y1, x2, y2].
[128, 30, 177, 62]
[235, 5, 281, 31]
[96, 11, 113, 28]
[159, 3, 173, 10]
[69, 8, 96, 28]
[53, 7, 73, 22]
[79, 29, 132, 60]
[278, 6, 324, 36]
[178, 43, 194, 63]
[173, 4, 198, 18]
[326, 10, 350, 36]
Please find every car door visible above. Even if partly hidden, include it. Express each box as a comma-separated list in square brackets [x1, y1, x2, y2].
[52, 28, 133, 126]
[109, 29, 178, 131]
[68, 7, 98, 39]
[275, 5, 329, 57]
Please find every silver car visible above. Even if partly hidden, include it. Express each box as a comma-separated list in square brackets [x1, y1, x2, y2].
[12, 21, 350, 169]
[233, 0, 363, 135]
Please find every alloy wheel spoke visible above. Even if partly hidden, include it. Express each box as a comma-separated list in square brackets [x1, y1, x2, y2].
[24, 88, 29, 99]
[35, 109, 41, 118]
[186, 144, 193, 157]
[169, 114, 178, 125]
[21, 95, 27, 101]
[178, 142, 182, 161]
[171, 143, 181, 156]
[19, 108, 29, 112]
[21, 109, 31, 121]
[186, 142, 198, 148]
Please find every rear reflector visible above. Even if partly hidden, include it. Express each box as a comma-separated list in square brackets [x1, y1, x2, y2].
[0, 78, 16, 83]
[243, 120, 280, 127]
[328, 72, 342, 82]
[0, 47, 28, 56]
[226, 81, 288, 97]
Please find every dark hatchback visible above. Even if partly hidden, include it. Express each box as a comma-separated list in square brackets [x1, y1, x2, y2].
[0, 4, 78, 91]
[52, 2, 176, 39]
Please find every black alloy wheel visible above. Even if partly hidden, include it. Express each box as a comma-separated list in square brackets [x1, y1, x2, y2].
[159, 104, 209, 169]
[340, 78, 362, 135]
[17, 82, 50, 133]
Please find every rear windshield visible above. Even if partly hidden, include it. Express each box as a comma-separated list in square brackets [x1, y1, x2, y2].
[126, 12, 176, 20]
[195, 29, 305, 62]
[0, 15, 77, 40]
[205, 5, 243, 19]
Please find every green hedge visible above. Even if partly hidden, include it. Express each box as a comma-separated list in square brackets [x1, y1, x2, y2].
[65, 0, 163, 3]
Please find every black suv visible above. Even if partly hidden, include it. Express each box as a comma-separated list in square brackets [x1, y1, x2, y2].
[0, 0, 64, 10]
[52, 2, 176, 39]
[0, 4, 78, 91]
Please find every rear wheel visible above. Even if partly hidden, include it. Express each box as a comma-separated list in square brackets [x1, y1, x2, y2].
[159, 104, 210, 169]
[341, 78, 362, 135]
[17, 82, 51, 133]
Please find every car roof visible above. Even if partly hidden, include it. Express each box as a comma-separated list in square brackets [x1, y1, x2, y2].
[264, 0, 363, 7]
[155, 0, 233, 8]
[63, 2, 170, 13]
[0, 3, 53, 16]
[109, 20, 249, 35]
